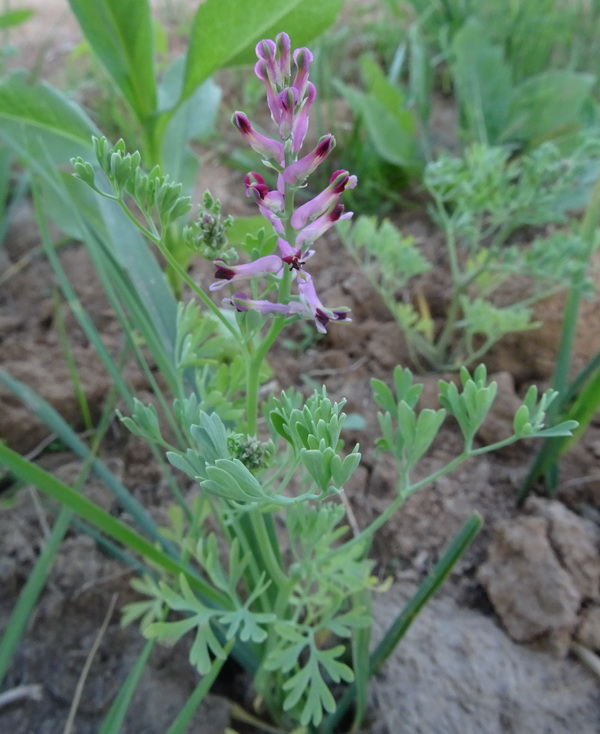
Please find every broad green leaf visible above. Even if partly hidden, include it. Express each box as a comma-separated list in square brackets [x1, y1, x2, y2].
[54, 174, 179, 361]
[450, 19, 512, 144]
[356, 55, 420, 168]
[67, 0, 157, 122]
[0, 71, 98, 163]
[504, 71, 595, 146]
[181, 0, 343, 103]
[360, 55, 408, 118]
[157, 54, 221, 185]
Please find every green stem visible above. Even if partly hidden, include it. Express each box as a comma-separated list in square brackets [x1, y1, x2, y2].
[333, 434, 524, 561]
[550, 177, 600, 400]
[245, 316, 285, 435]
[250, 512, 288, 593]
[521, 176, 600, 499]
[431, 213, 465, 364]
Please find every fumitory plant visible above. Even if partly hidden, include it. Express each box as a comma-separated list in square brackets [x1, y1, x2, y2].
[341, 140, 600, 371]
[64, 32, 577, 732]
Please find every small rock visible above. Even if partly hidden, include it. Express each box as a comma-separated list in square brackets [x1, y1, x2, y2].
[478, 515, 581, 651]
[576, 605, 600, 651]
[524, 497, 600, 601]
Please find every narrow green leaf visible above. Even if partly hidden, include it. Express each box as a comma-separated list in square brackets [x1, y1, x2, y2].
[323, 513, 483, 732]
[0, 9, 35, 29]
[0, 368, 162, 543]
[98, 639, 156, 734]
[67, 0, 157, 121]
[165, 640, 234, 734]
[370, 512, 483, 675]
[0, 444, 229, 609]
[0, 507, 72, 688]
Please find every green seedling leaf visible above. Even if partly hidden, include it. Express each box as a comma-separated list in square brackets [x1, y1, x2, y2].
[371, 378, 396, 414]
[450, 19, 512, 143]
[330, 447, 361, 488]
[118, 398, 165, 445]
[189, 412, 230, 463]
[301, 447, 333, 491]
[439, 369, 498, 446]
[67, 0, 157, 122]
[393, 366, 423, 408]
[356, 55, 420, 169]
[407, 409, 446, 468]
[505, 71, 595, 146]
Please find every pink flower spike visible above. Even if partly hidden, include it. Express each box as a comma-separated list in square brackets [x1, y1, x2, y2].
[291, 170, 357, 229]
[232, 112, 284, 164]
[283, 134, 336, 185]
[210, 255, 283, 291]
[291, 82, 316, 153]
[297, 273, 351, 333]
[296, 204, 353, 247]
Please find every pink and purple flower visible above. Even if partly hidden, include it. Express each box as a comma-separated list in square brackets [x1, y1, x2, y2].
[218, 32, 356, 335]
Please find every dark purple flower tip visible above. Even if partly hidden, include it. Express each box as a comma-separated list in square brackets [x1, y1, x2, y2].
[232, 111, 251, 134]
[315, 134, 335, 158]
[232, 111, 284, 163]
[244, 172, 269, 201]
[282, 134, 336, 185]
[329, 170, 357, 193]
[245, 171, 266, 186]
[328, 203, 345, 222]
[213, 260, 235, 281]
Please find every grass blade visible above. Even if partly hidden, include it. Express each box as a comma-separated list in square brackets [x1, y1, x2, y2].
[369, 511, 483, 674]
[97, 639, 156, 734]
[0, 368, 162, 547]
[0, 443, 228, 609]
[0, 505, 72, 688]
[165, 640, 234, 734]
[322, 512, 483, 733]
